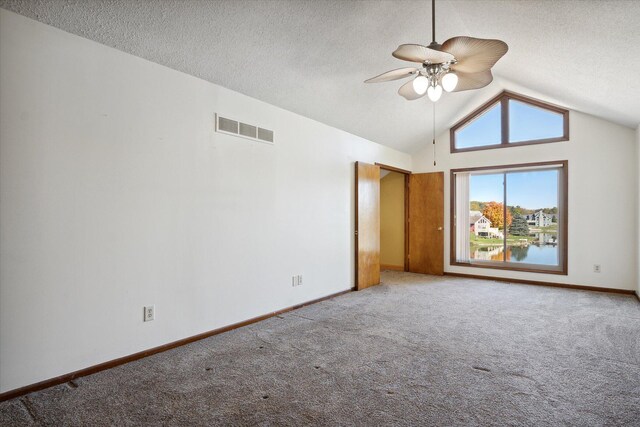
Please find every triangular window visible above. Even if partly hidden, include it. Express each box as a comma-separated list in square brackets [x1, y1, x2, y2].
[454, 102, 502, 150]
[451, 91, 568, 152]
[509, 100, 564, 143]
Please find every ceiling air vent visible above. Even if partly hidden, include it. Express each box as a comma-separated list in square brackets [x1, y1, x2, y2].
[215, 114, 273, 145]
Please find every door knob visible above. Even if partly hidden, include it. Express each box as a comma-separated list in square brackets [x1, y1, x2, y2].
[437, 227, 443, 231]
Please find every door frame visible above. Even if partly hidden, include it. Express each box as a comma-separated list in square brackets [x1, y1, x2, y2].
[375, 163, 411, 272]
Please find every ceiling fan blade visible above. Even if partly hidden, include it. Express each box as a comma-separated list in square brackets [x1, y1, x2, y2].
[442, 36, 508, 73]
[392, 44, 454, 64]
[364, 67, 418, 83]
[451, 69, 494, 92]
[398, 79, 426, 100]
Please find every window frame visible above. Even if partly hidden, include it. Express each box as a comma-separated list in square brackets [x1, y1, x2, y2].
[450, 91, 570, 153]
[449, 160, 569, 275]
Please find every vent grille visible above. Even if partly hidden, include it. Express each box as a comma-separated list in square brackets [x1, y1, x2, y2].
[257, 128, 274, 143]
[239, 123, 257, 139]
[215, 114, 273, 144]
[218, 117, 238, 134]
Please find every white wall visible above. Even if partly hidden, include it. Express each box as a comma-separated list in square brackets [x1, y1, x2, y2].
[0, 10, 411, 393]
[637, 126, 640, 295]
[413, 97, 637, 292]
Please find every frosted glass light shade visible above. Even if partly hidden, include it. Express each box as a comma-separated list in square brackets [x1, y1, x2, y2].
[442, 72, 458, 92]
[427, 84, 442, 102]
[412, 76, 429, 95]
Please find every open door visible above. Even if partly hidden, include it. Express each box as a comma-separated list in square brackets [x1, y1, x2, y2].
[408, 172, 444, 275]
[355, 162, 380, 290]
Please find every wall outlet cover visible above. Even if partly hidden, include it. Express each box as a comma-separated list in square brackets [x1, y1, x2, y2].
[144, 305, 155, 322]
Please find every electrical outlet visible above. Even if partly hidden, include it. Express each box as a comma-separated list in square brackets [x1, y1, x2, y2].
[298, 275, 303, 286]
[292, 276, 297, 287]
[144, 305, 155, 322]
[593, 264, 601, 273]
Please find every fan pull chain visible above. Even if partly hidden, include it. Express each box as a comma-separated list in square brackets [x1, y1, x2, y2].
[433, 103, 437, 166]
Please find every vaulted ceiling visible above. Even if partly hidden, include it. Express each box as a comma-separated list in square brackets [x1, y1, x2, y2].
[1, 0, 639, 153]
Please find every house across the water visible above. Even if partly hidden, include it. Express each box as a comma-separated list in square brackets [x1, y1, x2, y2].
[525, 210, 555, 227]
[470, 211, 503, 239]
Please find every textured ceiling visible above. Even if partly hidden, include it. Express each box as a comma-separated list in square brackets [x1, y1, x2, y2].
[1, 0, 639, 153]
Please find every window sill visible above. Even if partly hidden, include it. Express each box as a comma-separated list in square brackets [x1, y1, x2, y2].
[451, 260, 567, 276]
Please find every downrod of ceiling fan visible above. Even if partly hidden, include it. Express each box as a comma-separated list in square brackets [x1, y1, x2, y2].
[431, 0, 435, 43]
[428, 0, 444, 51]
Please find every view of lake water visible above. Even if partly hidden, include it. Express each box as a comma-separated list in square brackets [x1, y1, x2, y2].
[471, 243, 558, 265]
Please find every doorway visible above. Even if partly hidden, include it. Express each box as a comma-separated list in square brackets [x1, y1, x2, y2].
[379, 165, 409, 272]
[355, 162, 444, 291]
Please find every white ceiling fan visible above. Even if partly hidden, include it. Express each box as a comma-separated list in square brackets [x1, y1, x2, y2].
[365, 0, 508, 102]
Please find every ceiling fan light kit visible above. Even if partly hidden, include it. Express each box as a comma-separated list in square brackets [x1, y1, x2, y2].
[365, 0, 508, 102]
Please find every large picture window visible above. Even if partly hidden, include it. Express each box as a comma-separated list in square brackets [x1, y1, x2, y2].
[450, 91, 569, 153]
[451, 161, 568, 274]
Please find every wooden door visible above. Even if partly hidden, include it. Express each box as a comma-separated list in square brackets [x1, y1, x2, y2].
[355, 162, 380, 290]
[408, 172, 444, 275]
